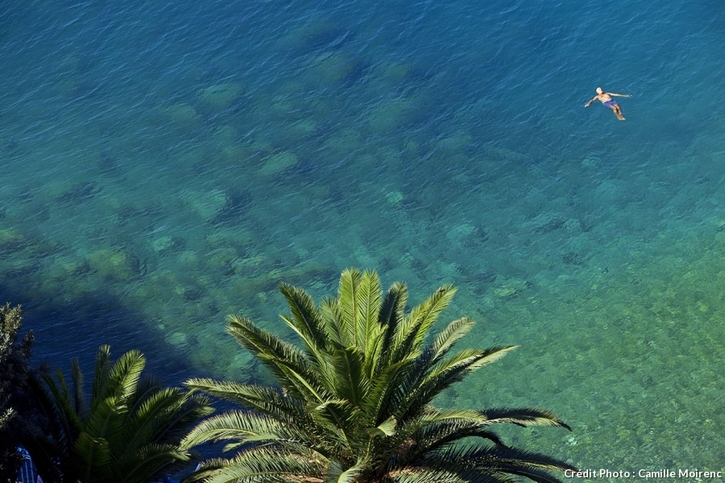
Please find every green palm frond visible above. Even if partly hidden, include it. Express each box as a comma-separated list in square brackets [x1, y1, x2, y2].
[355, 270, 383, 369]
[329, 347, 368, 407]
[122, 388, 212, 453]
[381, 468, 472, 483]
[181, 410, 304, 448]
[73, 431, 111, 482]
[415, 444, 575, 483]
[420, 426, 507, 455]
[184, 379, 307, 422]
[186, 447, 326, 483]
[311, 399, 363, 452]
[70, 358, 88, 419]
[489, 465, 570, 483]
[280, 282, 330, 353]
[478, 408, 572, 431]
[406, 346, 518, 414]
[376, 282, 409, 372]
[378, 282, 408, 330]
[81, 394, 124, 445]
[423, 348, 492, 384]
[371, 415, 397, 437]
[368, 355, 423, 423]
[468, 444, 577, 479]
[117, 443, 191, 483]
[391, 285, 456, 364]
[36, 369, 84, 452]
[428, 318, 475, 364]
[329, 458, 366, 483]
[320, 295, 346, 346]
[227, 315, 328, 402]
[91, 345, 113, 408]
[153, 392, 214, 441]
[337, 268, 362, 347]
[97, 348, 146, 408]
[128, 374, 164, 414]
[403, 413, 507, 455]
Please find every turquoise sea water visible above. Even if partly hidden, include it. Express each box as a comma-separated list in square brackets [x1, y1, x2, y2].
[2, 0, 725, 476]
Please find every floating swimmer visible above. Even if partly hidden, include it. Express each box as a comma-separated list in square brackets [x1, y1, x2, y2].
[585, 87, 631, 121]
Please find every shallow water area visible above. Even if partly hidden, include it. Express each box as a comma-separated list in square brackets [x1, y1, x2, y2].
[2, 0, 725, 477]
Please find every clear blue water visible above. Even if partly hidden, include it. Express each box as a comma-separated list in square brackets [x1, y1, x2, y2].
[2, 0, 725, 475]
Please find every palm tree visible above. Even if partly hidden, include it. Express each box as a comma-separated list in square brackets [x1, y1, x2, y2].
[27, 345, 214, 483]
[183, 268, 576, 482]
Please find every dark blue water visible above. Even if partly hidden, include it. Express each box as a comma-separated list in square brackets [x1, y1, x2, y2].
[2, 0, 725, 474]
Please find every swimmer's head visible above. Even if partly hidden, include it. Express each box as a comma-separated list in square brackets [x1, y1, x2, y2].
[596, 87, 603, 94]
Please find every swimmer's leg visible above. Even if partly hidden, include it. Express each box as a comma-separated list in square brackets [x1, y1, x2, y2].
[612, 105, 625, 121]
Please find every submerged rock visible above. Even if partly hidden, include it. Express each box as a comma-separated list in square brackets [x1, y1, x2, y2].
[197, 83, 244, 112]
[166, 331, 190, 349]
[492, 278, 531, 300]
[184, 188, 253, 226]
[97, 153, 123, 177]
[184, 189, 229, 223]
[258, 151, 299, 177]
[0, 228, 28, 254]
[151, 236, 186, 255]
[437, 131, 472, 152]
[306, 52, 369, 87]
[281, 18, 354, 53]
[367, 97, 415, 131]
[56, 181, 101, 204]
[87, 248, 143, 281]
[210, 190, 252, 225]
[51, 254, 91, 277]
[159, 103, 201, 125]
[385, 190, 404, 205]
[581, 155, 600, 169]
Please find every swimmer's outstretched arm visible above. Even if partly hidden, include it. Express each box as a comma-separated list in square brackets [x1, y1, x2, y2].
[608, 92, 631, 97]
[584, 96, 598, 107]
